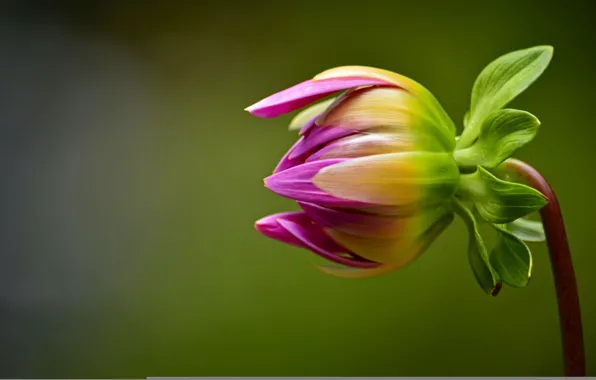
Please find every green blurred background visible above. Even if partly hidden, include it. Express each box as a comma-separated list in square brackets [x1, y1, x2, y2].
[1, 0, 595, 377]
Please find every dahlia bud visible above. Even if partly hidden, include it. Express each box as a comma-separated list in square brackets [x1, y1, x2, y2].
[248, 66, 459, 277]
[248, 46, 552, 295]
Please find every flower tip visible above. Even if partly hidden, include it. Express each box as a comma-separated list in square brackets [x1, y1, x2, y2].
[244, 103, 259, 115]
[253, 219, 264, 232]
[262, 174, 284, 196]
[254, 217, 271, 234]
[244, 100, 274, 117]
[254, 214, 283, 238]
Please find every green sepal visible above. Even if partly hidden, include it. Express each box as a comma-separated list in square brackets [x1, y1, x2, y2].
[457, 166, 548, 224]
[457, 45, 553, 149]
[489, 224, 533, 288]
[454, 109, 540, 170]
[452, 198, 502, 296]
[501, 217, 546, 242]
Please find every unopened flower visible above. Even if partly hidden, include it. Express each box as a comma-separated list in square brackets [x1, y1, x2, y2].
[247, 47, 552, 293]
[248, 67, 459, 277]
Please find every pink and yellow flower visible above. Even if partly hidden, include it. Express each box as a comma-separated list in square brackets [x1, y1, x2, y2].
[247, 66, 459, 278]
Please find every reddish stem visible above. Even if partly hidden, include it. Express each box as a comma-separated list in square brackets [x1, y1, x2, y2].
[506, 158, 585, 377]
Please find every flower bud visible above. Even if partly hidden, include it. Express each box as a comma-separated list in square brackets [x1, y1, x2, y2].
[248, 66, 458, 277]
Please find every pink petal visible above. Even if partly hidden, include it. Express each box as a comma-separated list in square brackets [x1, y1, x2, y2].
[289, 125, 356, 160]
[254, 212, 308, 248]
[306, 133, 413, 162]
[264, 159, 371, 207]
[298, 201, 410, 238]
[298, 113, 320, 136]
[289, 99, 337, 133]
[245, 77, 392, 118]
[272, 138, 307, 174]
[276, 217, 380, 268]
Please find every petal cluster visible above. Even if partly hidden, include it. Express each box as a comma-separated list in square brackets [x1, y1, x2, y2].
[248, 67, 459, 278]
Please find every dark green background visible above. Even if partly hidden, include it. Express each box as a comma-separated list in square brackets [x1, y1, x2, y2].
[1, 0, 594, 377]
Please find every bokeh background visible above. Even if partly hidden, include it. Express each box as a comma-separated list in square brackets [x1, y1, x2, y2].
[1, 0, 595, 377]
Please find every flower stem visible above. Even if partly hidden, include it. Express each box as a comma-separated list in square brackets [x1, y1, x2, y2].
[505, 158, 585, 377]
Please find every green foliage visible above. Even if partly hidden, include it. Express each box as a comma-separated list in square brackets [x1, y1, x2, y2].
[463, 110, 470, 129]
[455, 109, 540, 170]
[452, 198, 501, 296]
[489, 224, 533, 288]
[502, 217, 546, 242]
[457, 166, 548, 224]
[457, 45, 553, 149]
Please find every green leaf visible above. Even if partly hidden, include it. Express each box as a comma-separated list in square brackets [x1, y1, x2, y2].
[457, 45, 553, 148]
[471, 45, 553, 118]
[489, 225, 533, 287]
[502, 217, 546, 242]
[457, 166, 548, 224]
[454, 109, 541, 170]
[463, 110, 470, 129]
[452, 198, 502, 296]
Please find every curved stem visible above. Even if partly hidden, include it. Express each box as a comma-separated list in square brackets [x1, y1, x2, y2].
[505, 158, 585, 377]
